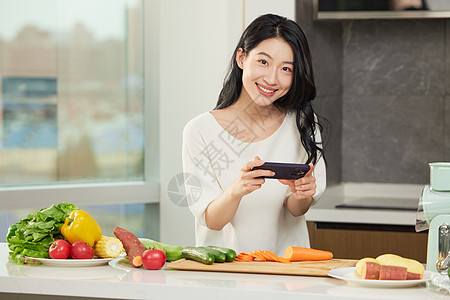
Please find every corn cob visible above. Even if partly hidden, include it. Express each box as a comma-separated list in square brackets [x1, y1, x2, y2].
[93, 235, 124, 258]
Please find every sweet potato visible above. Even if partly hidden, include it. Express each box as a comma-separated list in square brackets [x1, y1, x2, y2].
[356, 257, 379, 277]
[379, 265, 407, 280]
[406, 272, 423, 280]
[360, 261, 381, 280]
[376, 254, 424, 280]
[113, 227, 145, 267]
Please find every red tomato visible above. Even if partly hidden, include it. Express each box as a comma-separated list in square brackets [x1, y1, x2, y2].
[71, 241, 94, 259]
[142, 249, 166, 270]
[49, 239, 71, 259]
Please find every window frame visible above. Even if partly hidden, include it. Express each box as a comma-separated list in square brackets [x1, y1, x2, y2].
[0, 0, 160, 210]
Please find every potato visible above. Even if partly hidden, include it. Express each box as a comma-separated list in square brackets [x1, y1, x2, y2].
[404, 258, 425, 280]
[376, 254, 406, 266]
[361, 261, 381, 280]
[376, 254, 424, 280]
[379, 265, 408, 280]
[356, 257, 379, 276]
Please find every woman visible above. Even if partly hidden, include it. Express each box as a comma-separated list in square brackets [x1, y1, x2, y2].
[182, 14, 326, 256]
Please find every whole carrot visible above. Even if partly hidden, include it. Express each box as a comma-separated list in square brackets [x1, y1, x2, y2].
[284, 246, 333, 262]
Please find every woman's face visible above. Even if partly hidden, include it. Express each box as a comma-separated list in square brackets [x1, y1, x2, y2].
[237, 37, 294, 107]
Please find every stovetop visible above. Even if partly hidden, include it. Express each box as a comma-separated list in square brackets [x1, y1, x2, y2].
[335, 197, 418, 211]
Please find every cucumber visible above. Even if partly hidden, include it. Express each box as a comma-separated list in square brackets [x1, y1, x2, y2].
[198, 247, 226, 263]
[139, 238, 164, 251]
[139, 238, 184, 261]
[207, 246, 237, 262]
[182, 247, 215, 265]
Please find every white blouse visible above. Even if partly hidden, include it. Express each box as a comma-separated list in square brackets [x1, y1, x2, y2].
[182, 111, 326, 256]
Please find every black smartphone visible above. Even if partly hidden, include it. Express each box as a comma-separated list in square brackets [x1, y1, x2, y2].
[252, 162, 310, 180]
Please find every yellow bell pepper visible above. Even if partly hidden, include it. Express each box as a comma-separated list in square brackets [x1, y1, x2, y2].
[61, 210, 102, 247]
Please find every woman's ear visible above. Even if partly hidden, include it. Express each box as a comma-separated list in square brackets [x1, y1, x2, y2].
[236, 48, 245, 69]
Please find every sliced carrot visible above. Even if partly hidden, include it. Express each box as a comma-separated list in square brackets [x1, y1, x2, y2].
[250, 251, 266, 261]
[235, 252, 254, 260]
[261, 250, 291, 263]
[237, 252, 254, 258]
[235, 249, 292, 263]
[238, 257, 254, 261]
[257, 250, 272, 261]
[235, 257, 254, 262]
[261, 250, 278, 262]
[284, 246, 333, 262]
[276, 256, 291, 263]
[235, 252, 255, 261]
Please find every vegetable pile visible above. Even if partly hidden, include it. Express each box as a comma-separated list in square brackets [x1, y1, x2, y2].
[6, 202, 78, 264]
[355, 254, 424, 280]
[6, 202, 337, 271]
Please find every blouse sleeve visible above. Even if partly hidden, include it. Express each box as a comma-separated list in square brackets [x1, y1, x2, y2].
[181, 119, 224, 227]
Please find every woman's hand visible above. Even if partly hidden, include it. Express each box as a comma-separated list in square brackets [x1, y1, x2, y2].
[278, 163, 316, 199]
[278, 163, 316, 216]
[229, 156, 275, 199]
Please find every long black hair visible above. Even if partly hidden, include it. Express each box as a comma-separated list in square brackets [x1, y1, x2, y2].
[215, 14, 324, 165]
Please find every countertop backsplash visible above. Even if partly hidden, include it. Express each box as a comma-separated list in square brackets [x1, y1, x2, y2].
[296, 0, 450, 186]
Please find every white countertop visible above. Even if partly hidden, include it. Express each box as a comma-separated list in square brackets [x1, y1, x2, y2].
[306, 183, 423, 226]
[1, 244, 449, 300]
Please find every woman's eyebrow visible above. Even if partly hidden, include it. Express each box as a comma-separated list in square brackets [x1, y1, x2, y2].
[257, 51, 294, 65]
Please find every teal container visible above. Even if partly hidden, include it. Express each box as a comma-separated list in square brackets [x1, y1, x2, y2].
[422, 186, 450, 226]
[429, 162, 450, 192]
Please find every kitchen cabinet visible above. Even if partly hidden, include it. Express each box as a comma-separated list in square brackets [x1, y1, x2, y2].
[307, 222, 428, 262]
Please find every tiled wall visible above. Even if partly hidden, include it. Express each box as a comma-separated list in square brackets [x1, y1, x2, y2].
[297, 1, 450, 185]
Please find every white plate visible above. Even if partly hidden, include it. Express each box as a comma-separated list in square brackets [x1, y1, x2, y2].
[328, 267, 434, 288]
[26, 257, 114, 267]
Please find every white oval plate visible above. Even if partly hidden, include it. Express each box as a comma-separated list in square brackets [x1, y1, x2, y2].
[26, 257, 114, 267]
[328, 267, 434, 288]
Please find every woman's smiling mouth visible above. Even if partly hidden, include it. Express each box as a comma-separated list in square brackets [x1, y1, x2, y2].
[256, 83, 277, 96]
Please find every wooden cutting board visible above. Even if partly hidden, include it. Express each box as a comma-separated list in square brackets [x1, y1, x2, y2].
[166, 258, 357, 277]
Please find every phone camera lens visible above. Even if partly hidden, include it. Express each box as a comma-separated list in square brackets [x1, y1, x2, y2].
[291, 169, 301, 175]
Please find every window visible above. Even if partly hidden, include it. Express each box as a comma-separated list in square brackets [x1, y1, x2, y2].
[3, 77, 57, 149]
[0, 0, 159, 240]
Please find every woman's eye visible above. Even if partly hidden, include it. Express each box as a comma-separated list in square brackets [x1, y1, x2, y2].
[282, 66, 292, 72]
[259, 60, 268, 65]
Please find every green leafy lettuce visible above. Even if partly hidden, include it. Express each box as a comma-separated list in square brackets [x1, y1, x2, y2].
[6, 202, 78, 264]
